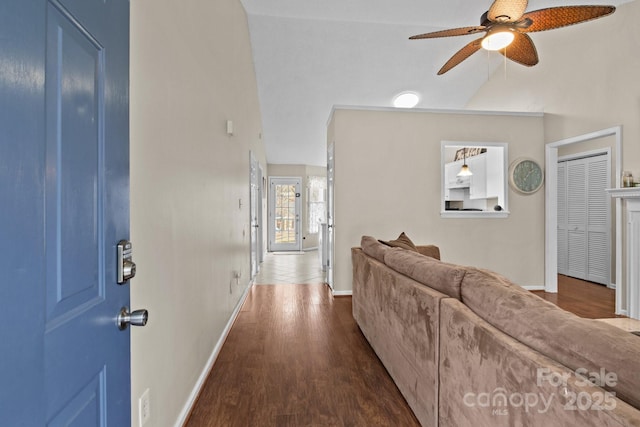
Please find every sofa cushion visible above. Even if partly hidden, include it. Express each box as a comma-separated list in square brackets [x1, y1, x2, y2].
[360, 235, 393, 263]
[439, 298, 640, 426]
[461, 267, 640, 410]
[383, 249, 465, 300]
[379, 232, 418, 252]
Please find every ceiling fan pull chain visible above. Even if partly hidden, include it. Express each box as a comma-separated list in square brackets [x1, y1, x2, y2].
[487, 48, 490, 81]
[504, 46, 507, 80]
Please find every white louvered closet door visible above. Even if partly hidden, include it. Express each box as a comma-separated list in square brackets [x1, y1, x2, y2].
[557, 163, 568, 274]
[557, 154, 610, 285]
[567, 161, 588, 279]
[586, 157, 610, 284]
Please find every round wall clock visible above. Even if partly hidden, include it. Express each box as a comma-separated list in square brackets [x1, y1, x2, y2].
[509, 158, 544, 194]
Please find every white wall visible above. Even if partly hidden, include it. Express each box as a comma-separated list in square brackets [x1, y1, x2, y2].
[328, 108, 545, 293]
[130, 0, 265, 425]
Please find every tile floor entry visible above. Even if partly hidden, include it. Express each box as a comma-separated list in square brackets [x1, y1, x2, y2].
[253, 250, 325, 285]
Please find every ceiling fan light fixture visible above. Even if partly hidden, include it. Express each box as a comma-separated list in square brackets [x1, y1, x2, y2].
[481, 30, 514, 51]
[393, 92, 420, 108]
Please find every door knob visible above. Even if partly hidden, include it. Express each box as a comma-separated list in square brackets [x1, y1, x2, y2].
[117, 306, 148, 330]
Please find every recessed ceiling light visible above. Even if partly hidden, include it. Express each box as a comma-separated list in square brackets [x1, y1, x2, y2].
[393, 92, 420, 108]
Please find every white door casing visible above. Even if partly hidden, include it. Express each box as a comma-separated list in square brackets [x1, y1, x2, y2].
[326, 143, 335, 289]
[250, 152, 259, 278]
[545, 126, 622, 313]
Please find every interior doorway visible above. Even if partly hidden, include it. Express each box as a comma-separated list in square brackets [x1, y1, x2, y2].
[545, 126, 622, 314]
[268, 177, 302, 252]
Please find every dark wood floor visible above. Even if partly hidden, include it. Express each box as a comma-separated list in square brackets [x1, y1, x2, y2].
[185, 284, 421, 427]
[531, 274, 618, 319]
[186, 275, 617, 426]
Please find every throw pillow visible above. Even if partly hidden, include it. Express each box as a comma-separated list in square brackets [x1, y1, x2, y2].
[379, 232, 418, 252]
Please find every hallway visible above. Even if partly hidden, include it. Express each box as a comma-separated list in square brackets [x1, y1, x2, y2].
[185, 250, 418, 426]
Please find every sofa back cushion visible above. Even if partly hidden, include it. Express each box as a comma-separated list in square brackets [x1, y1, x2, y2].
[360, 235, 393, 263]
[383, 249, 465, 300]
[461, 267, 640, 409]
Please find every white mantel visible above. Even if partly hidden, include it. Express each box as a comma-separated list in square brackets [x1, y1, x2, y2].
[605, 187, 640, 199]
[606, 188, 640, 319]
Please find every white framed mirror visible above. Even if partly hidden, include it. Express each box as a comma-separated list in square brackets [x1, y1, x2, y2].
[441, 141, 509, 218]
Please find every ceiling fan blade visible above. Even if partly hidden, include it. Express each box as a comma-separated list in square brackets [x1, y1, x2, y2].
[488, 0, 528, 22]
[409, 26, 486, 40]
[438, 38, 483, 75]
[499, 32, 538, 66]
[521, 6, 615, 33]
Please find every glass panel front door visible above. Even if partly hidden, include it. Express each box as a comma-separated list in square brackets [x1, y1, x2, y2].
[269, 177, 301, 251]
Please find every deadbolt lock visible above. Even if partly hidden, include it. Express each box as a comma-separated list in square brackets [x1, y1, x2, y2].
[117, 240, 137, 284]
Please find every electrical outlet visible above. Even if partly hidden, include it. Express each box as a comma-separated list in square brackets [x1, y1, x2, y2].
[139, 388, 150, 426]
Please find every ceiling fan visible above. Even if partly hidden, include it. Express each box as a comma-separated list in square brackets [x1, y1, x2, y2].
[409, 0, 615, 75]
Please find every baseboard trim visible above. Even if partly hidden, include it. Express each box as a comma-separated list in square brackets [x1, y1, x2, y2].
[174, 281, 253, 427]
[522, 285, 545, 291]
[332, 289, 352, 296]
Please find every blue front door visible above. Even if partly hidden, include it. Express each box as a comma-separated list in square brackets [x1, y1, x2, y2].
[0, 0, 131, 425]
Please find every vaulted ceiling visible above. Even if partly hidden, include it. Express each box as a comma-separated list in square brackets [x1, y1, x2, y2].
[240, 0, 630, 166]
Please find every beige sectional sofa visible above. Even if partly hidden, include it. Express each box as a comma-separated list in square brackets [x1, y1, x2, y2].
[352, 235, 640, 427]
